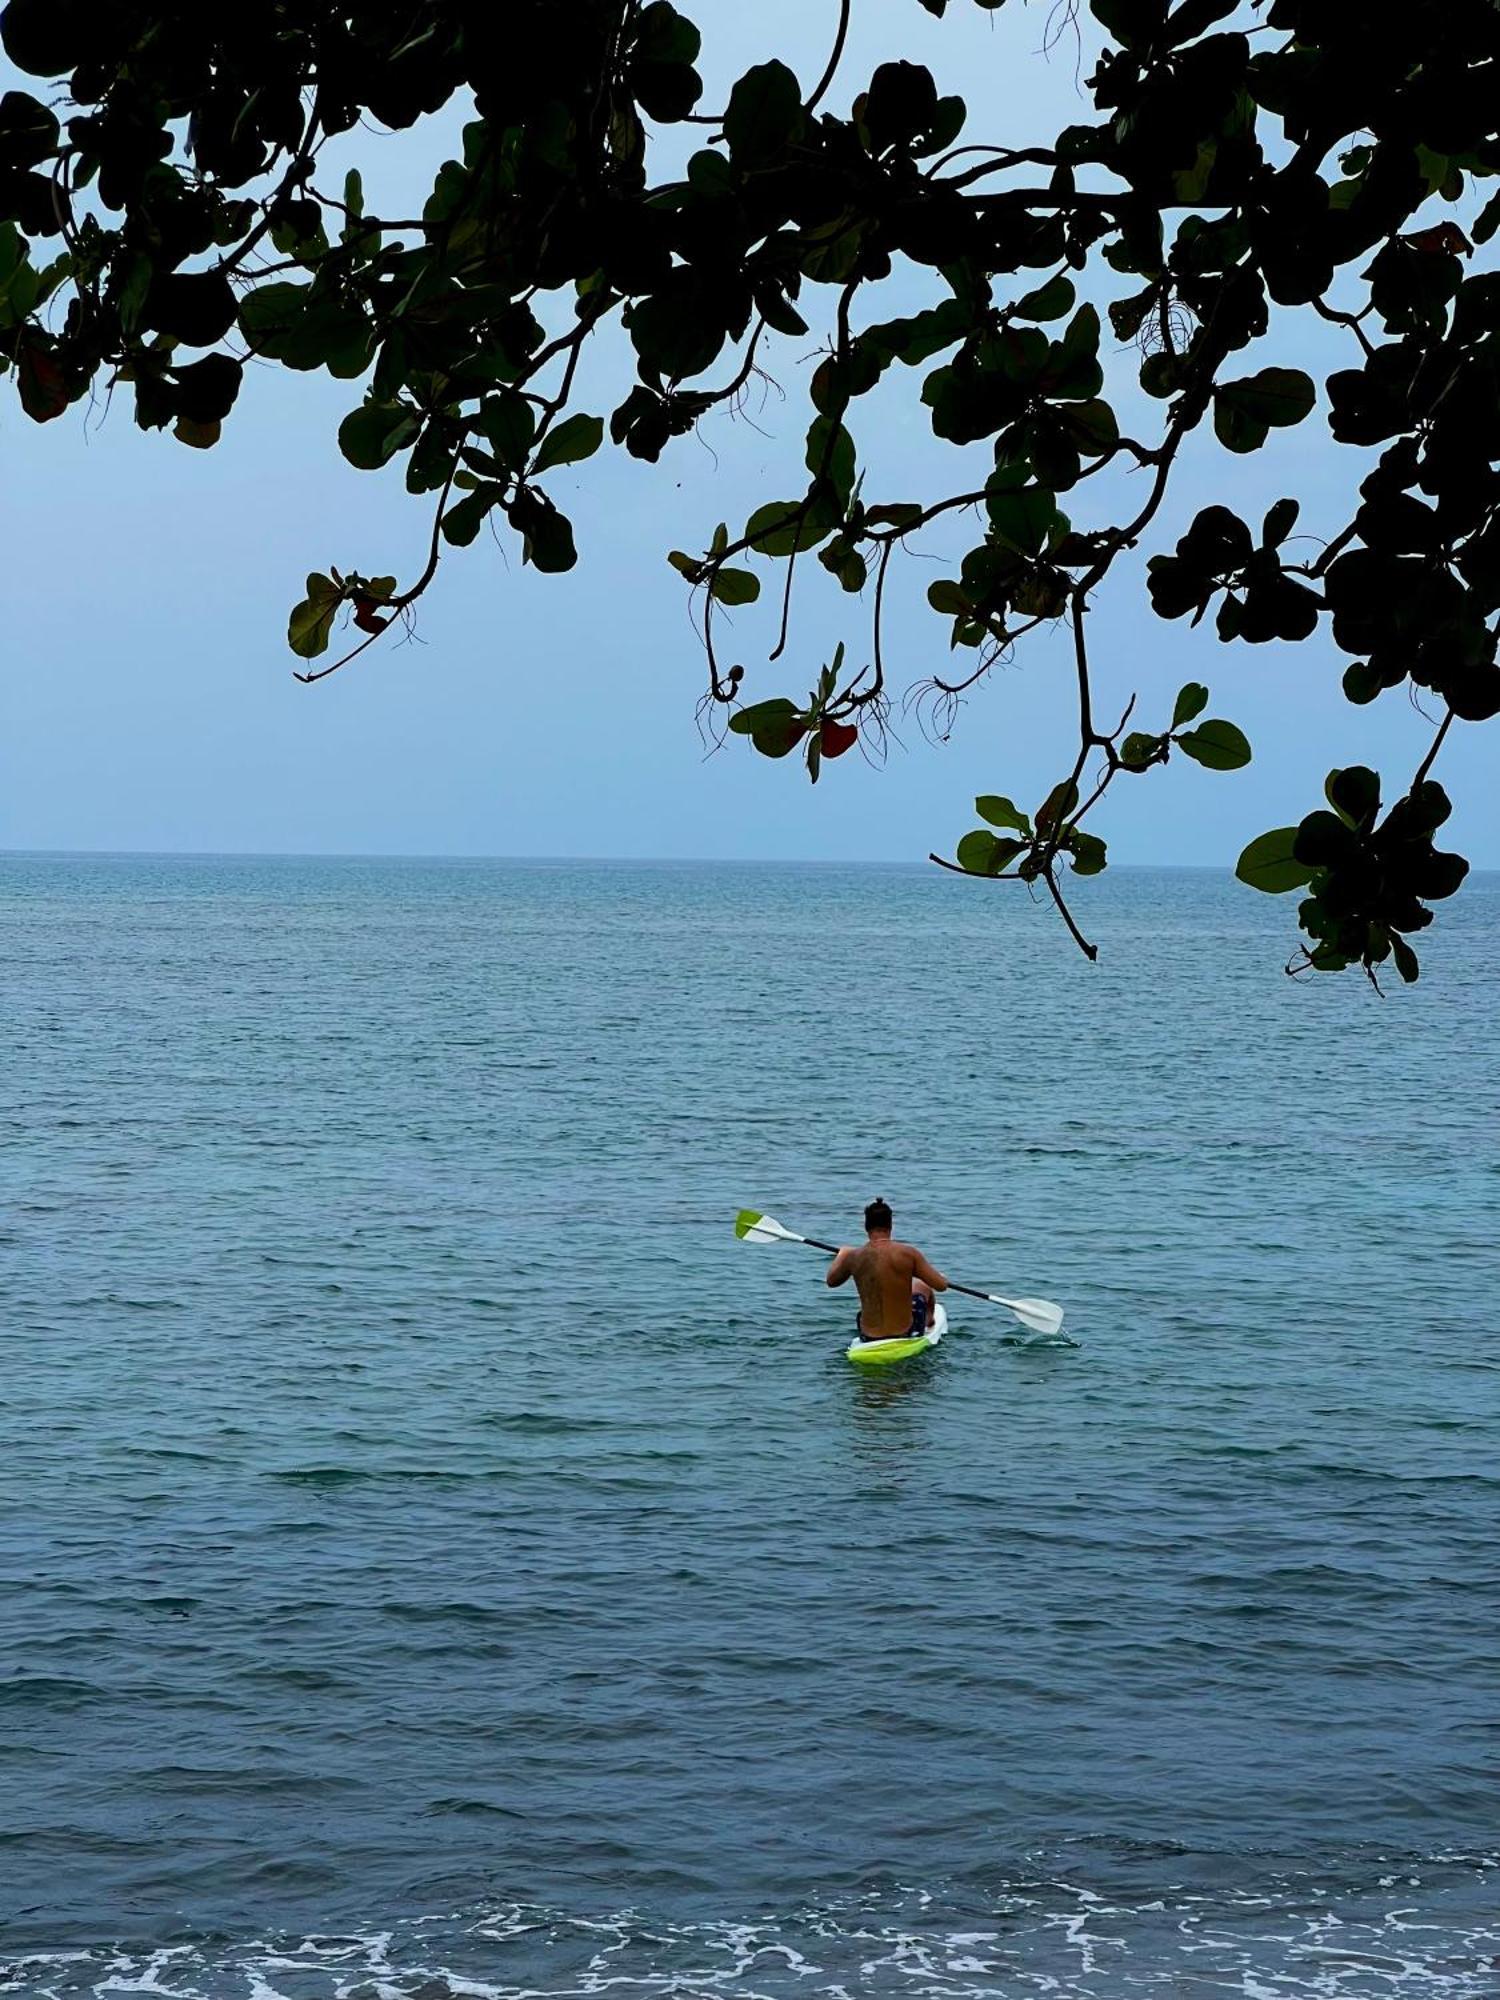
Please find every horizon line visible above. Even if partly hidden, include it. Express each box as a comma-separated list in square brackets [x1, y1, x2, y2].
[3, 844, 1247, 871]
[5, 845, 1498, 875]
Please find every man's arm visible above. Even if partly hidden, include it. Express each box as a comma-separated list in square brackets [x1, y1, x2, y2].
[826, 1247, 855, 1288]
[911, 1249, 948, 1293]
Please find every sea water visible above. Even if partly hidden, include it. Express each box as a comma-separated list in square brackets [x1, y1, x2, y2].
[2, 853, 1497, 1998]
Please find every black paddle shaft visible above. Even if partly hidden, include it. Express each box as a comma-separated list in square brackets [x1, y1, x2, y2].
[799, 1235, 989, 1305]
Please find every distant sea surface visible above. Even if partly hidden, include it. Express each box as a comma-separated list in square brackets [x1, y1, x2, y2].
[3, 853, 1497, 1999]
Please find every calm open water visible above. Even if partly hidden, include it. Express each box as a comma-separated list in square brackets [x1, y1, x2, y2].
[2, 853, 1497, 1999]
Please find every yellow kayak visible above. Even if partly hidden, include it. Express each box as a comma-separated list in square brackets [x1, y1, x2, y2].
[846, 1300, 948, 1366]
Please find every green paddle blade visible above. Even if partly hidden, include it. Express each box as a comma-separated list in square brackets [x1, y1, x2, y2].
[735, 1210, 799, 1244]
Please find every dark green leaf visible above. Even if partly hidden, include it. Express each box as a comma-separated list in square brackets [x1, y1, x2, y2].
[1139, 352, 1184, 399]
[482, 391, 536, 468]
[861, 60, 943, 152]
[339, 400, 421, 471]
[507, 489, 578, 572]
[1176, 718, 1251, 770]
[1390, 933, 1420, 983]
[635, 0, 702, 65]
[174, 415, 220, 450]
[1470, 187, 1500, 247]
[1044, 303, 1103, 398]
[442, 487, 500, 547]
[745, 496, 833, 556]
[975, 794, 1032, 834]
[173, 354, 242, 425]
[805, 415, 856, 505]
[1012, 273, 1075, 321]
[1324, 765, 1380, 831]
[724, 60, 803, 165]
[532, 412, 604, 474]
[757, 286, 809, 337]
[957, 829, 1024, 875]
[1068, 830, 1107, 875]
[1418, 848, 1469, 901]
[730, 697, 806, 757]
[0, 88, 59, 165]
[1294, 809, 1359, 868]
[1172, 682, 1209, 727]
[1120, 731, 1164, 771]
[866, 297, 971, 366]
[928, 579, 968, 615]
[709, 565, 760, 605]
[1035, 778, 1079, 831]
[1262, 497, 1299, 547]
[1214, 369, 1316, 454]
[688, 148, 733, 197]
[819, 539, 868, 591]
[730, 698, 795, 735]
[1058, 398, 1119, 452]
[1235, 826, 1315, 894]
[986, 483, 1056, 555]
[288, 573, 343, 659]
[144, 270, 237, 347]
[1342, 659, 1386, 706]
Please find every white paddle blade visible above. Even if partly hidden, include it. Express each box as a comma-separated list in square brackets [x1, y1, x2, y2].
[735, 1209, 803, 1246]
[991, 1294, 1066, 1338]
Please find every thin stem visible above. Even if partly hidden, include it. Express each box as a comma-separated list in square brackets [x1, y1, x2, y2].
[1294, 520, 1359, 578]
[941, 150, 1067, 190]
[770, 545, 799, 662]
[928, 853, 1029, 879]
[864, 489, 988, 544]
[220, 85, 324, 277]
[700, 318, 768, 408]
[805, 0, 852, 114]
[928, 144, 1058, 183]
[1412, 705, 1455, 788]
[293, 621, 389, 686]
[307, 183, 428, 231]
[869, 539, 895, 699]
[1313, 295, 1376, 359]
[1071, 590, 1095, 740]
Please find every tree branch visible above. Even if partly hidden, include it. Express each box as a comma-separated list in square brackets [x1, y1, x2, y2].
[1043, 867, 1099, 960]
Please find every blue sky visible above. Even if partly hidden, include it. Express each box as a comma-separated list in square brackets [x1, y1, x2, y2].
[3, 1, 1494, 864]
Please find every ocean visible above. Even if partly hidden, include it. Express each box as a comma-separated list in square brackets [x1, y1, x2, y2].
[2, 853, 1497, 1998]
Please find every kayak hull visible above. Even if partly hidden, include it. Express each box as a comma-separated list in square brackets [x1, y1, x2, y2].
[846, 1300, 948, 1366]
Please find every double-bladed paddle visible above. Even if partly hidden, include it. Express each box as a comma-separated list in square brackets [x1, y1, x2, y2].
[735, 1210, 1071, 1342]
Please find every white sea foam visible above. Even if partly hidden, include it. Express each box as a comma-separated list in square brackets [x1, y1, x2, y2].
[4, 1864, 1499, 2000]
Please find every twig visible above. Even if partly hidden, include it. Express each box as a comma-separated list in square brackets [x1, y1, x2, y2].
[805, 0, 852, 114]
[1412, 705, 1455, 788]
[296, 447, 464, 684]
[928, 853, 1029, 878]
[1043, 868, 1099, 960]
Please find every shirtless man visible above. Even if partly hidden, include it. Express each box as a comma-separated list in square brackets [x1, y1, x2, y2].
[825, 1198, 949, 1340]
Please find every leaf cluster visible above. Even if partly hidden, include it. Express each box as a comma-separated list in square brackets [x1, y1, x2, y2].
[1236, 770, 1468, 986]
[4, 0, 1500, 976]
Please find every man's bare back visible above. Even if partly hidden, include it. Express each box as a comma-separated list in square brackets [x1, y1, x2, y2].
[826, 1199, 948, 1339]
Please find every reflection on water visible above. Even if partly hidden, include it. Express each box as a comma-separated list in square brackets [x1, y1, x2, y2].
[840, 1344, 945, 1477]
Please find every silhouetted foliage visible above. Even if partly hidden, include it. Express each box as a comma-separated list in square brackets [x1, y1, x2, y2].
[3, 0, 1497, 978]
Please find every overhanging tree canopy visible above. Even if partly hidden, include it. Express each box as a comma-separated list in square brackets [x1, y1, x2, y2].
[2, 0, 1497, 979]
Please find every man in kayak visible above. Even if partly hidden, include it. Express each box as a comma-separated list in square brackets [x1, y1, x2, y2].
[825, 1198, 949, 1341]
